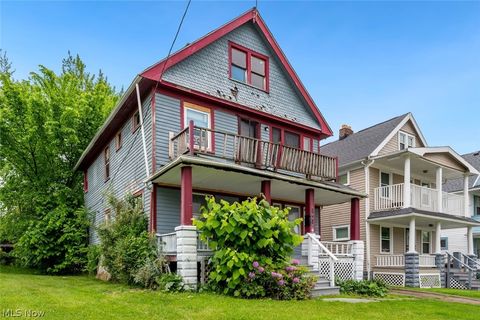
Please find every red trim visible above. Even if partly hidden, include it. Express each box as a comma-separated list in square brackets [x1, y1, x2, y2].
[350, 198, 360, 241]
[150, 185, 157, 233]
[115, 131, 122, 151]
[151, 88, 156, 173]
[131, 111, 140, 133]
[260, 180, 271, 204]
[83, 170, 88, 193]
[181, 100, 216, 152]
[305, 188, 315, 233]
[228, 41, 270, 93]
[140, 8, 332, 137]
[180, 166, 193, 225]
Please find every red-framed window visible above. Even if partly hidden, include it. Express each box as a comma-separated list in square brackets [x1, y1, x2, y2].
[132, 111, 141, 132]
[104, 146, 110, 181]
[83, 170, 88, 193]
[270, 126, 315, 152]
[182, 102, 214, 152]
[229, 42, 269, 92]
[115, 131, 122, 151]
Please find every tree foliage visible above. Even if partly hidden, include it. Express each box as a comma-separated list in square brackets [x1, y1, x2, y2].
[0, 51, 119, 273]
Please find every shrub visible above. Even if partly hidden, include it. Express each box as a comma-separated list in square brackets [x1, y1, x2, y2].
[0, 248, 14, 266]
[133, 257, 169, 290]
[156, 273, 185, 292]
[337, 279, 389, 297]
[97, 193, 158, 285]
[85, 245, 100, 276]
[14, 206, 90, 274]
[194, 197, 310, 299]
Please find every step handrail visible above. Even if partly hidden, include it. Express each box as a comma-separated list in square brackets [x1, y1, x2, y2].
[306, 233, 338, 261]
[461, 253, 480, 270]
[446, 252, 474, 289]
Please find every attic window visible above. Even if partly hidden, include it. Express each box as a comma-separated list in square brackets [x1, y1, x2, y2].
[399, 132, 415, 150]
[229, 42, 269, 91]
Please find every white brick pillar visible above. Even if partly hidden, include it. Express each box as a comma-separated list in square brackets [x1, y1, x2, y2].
[175, 225, 198, 289]
[349, 240, 364, 281]
[302, 233, 319, 271]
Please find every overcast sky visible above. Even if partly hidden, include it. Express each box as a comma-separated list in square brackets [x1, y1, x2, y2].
[2, 1, 479, 153]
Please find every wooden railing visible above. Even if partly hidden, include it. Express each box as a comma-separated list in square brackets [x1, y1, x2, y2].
[375, 255, 405, 267]
[442, 192, 464, 216]
[419, 254, 436, 267]
[168, 121, 337, 181]
[411, 184, 438, 212]
[373, 183, 404, 211]
[322, 241, 353, 256]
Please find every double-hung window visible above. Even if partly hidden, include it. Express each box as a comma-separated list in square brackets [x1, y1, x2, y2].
[184, 103, 212, 151]
[380, 226, 392, 253]
[399, 132, 415, 150]
[422, 231, 431, 254]
[333, 225, 350, 241]
[104, 146, 110, 181]
[380, 172, 391, 198]
[230, 43, 269, 91]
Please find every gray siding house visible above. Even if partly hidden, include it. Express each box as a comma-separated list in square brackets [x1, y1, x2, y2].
[75, 8, 366, 290]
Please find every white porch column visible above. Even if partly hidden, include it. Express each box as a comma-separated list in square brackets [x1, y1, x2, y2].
[408, 216, 416, 253]
[175, 225, 198, 290]
[467, 226, 474, 255]
[349, 240, 365, 281]
[464, 174, 470, 217]
[435, 222, 442, 254]
[436, 167, 443, 213]
[404, 156, 411, 208]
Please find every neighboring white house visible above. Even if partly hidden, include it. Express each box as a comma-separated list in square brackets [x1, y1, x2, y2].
[442, 151, 480, 256]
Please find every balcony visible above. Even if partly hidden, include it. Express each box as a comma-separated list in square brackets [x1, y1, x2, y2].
[168, 123, 337, 181]
[373, 183, 464, 216]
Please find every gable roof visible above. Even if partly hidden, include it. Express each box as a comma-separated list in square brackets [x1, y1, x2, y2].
[443, 150, 480, 193]
[321, 113, 408, 167]
[140, 8, 332, 137]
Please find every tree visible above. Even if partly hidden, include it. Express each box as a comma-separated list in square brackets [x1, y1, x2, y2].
[0, 51, 119, 273]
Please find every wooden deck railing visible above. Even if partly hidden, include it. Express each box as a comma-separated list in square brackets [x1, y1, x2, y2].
[168, 121, 338, 180]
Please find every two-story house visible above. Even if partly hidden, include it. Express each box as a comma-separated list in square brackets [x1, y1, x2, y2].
[74, 8, 366, 291]
[321, 113, 480, 288]
[443, 151, 480, 257]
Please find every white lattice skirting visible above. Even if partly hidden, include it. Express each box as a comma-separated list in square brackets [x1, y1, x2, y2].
[319, 257, 354, 281]
[419, 274, 441, 288]
[449, 277, 468, 290]
[373, 272, 405, 287]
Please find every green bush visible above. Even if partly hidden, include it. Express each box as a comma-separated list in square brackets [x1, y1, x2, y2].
[194, 197, 312, 299]
[133, 257, 169, 290]
[156, 273, 185, 292]
[85, 245, 100, 276]
[97, 193, 157, 285]
[337, 279, 389, 297]
[14, 206, 90, 274]
[0, 248, 14, 266]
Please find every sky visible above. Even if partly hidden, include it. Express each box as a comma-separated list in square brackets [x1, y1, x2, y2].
[1, 1, 480, 154]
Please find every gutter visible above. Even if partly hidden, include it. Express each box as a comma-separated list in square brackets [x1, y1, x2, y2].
[361, 157, 375, 279]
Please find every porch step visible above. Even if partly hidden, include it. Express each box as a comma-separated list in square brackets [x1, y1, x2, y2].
[298, 263, 340, 296]
[448, 271, 480, 290]
[311, 286, 340, 297]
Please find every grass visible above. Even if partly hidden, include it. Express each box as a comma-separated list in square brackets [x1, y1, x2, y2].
[406, 287, 480, 299]
[1, 266, 479, 320]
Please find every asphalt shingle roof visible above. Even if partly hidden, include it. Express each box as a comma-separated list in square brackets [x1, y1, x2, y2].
[321, 113, 409, 167]
[443, 151, 480, 192]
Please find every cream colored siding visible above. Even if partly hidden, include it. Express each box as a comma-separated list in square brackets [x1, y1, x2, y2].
[321, 168, 365, 241]
[378, 120, 425, 155]
[423, 153, 466, 172]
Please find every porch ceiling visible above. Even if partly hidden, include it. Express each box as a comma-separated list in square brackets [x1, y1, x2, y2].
[368, 208, 480, 230]
[149, 156, 366, 205]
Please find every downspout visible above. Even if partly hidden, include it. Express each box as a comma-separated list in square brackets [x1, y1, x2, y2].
[136, 83, 151, 180]
[361, 157, 375, 279]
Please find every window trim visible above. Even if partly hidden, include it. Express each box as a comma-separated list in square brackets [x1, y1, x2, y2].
[338, 171, 350, 186]
[83, 170, 88, 193]
[333, 225, 350, 241]
[269, 126, 316, 153]
[379, 171, 393, 199]
[380, 226, 393, 254]
[422, 230, 431, 254]
[104, 146, 110, 182]
[104, 208, 111, 224]
[132, 111, 141, 133]
[228, 41, 270, 92]
[398, 131, 416, 150]
[182, 102, 214, 152]
[115, 131, 122, 151]
[440, 237, 448, 251]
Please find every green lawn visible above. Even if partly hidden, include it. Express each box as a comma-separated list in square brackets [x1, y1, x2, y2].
[1, 266, 479, 320]
[407, 287, 480, 299]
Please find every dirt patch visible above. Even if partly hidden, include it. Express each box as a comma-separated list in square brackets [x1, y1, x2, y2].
[392, 289, 480, 305]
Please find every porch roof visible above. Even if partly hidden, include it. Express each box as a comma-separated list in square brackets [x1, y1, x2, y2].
[368, 207, 480, 229]
[148, 156, 366, 205]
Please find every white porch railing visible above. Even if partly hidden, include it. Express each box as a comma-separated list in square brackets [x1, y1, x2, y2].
[373, 183, 464, 216]
[419, 255, 436, 267]
[375, 254, 436, 267]
[375, 255, 405, 267]
[322, 241, 353, 256]
[306, 233, 338, 287]
[157, 232, 177, 254]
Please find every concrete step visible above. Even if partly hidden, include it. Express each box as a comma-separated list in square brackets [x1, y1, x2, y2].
[311, 286, 340, 297]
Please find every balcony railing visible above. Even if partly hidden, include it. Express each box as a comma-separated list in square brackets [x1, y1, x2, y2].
[157, 232, 212, 255]
[168, 122, 337, 180]
[373, 183, 464, 215]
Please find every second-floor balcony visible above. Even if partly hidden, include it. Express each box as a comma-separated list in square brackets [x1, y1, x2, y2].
[373, 183, 464, 216]
[168, 122, 338, 181]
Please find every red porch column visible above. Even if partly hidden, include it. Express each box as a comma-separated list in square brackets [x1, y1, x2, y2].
[261, 180, 271, 204]
[305, 188, 315, 233]
[350, 198, 360, 240]
[180, 166, 193, 225]
[150, 185, 157, 233]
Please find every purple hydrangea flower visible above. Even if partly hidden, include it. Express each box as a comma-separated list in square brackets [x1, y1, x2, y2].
[253, 261, 259, 268]
[248, 272, 255, 279]
[278, 280, 285, 286]
[293, 277, 300, 284]
[285, 266, 296, 272]
[258, 266, 264, 273]
[291, 259, 300, 266]
[271, 271, 278, 278]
